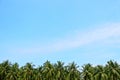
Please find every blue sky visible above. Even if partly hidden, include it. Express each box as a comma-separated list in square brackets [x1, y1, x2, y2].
[0, 0, 120, 66]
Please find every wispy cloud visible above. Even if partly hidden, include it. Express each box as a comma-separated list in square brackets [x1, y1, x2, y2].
[11, 23, 120, 54]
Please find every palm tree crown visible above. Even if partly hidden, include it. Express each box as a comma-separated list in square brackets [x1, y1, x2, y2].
[0, 60, 120, 80]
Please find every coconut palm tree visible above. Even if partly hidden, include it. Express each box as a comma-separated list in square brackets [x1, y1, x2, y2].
[0, 60, 11, 80]
[54, 61, 65, 80]
[94, 65, 108, 80]
[6, 63, 19, 80]
[66, 62, 80, 80]
[42, 61, 55, 80]
[35, 66, 43, 80]
[106, 60, 120, 80]
[81, 64, 94, 80]
[22, 63, 34, 80]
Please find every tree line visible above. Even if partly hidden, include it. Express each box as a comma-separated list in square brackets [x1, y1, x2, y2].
[0, 60, 120, 80]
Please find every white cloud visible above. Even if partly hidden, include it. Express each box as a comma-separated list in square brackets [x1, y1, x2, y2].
[10, 23, 120, 54]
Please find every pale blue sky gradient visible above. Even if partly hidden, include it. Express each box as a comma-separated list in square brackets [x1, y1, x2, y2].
[0, 0, 120, 66]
